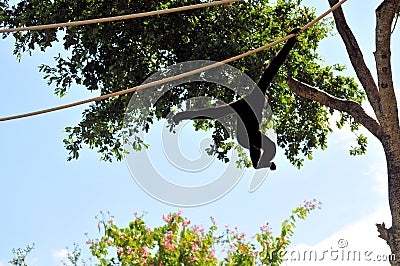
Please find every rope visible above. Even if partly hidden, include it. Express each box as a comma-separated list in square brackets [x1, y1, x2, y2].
[300, 0, 347, 32]
[0, 0, 240, 33]
[0, 0, 348, 122]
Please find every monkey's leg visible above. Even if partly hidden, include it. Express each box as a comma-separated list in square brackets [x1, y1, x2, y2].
[246, 130, 263, 169]
[251, 133, 277, 170]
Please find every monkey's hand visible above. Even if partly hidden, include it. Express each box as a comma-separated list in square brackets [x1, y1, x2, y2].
[172, 111, 189, 124]
[172, 110, 201, 124]
[289, 28, 301, 35]
[172, 108, 218, 124]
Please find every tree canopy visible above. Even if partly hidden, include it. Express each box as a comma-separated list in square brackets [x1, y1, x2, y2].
[0, 0, 364, 168]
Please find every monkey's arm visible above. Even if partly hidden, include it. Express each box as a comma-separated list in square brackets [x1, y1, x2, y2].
[173, 104, 235, 124]
[257, 28, 300, 95]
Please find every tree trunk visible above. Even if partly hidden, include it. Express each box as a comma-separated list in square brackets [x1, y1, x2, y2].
[374, 0, 400, 263]
[377, 133, 400, 265]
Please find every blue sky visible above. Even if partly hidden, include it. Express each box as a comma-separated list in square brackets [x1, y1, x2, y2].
[0, 0, 396, 265]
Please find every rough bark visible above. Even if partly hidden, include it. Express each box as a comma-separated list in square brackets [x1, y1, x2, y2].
[375, 0, 399, 133]
[376, 139, 400, 265]
[375, 1, 400, 264]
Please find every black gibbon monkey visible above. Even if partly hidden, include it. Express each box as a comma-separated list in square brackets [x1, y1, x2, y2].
[173, 29, 300, 170]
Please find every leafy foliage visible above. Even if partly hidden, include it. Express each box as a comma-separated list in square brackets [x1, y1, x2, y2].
[9, 200, 321, 265]
[350, 134, 368, 156]
[61, 243, 91, 266]
[1, 0, 365, 167]
[9, 244, 35, 266]
[85, 200, 321, 265]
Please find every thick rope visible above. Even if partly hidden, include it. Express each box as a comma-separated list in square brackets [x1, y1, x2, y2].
[0, 0, 347, 122]
[301, 0, 347, 32]
[0, 0, 240, 33]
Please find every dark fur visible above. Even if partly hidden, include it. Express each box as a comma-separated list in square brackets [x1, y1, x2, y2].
[173, 29, 299, 169]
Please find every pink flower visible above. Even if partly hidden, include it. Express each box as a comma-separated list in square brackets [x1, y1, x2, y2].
[302, 198, 322, 210]
[141, 246, 149, 258]
[182, 218, 191, 227]
[193, 225, 200, 234]
[191, 243, 200, 252]
[188, 256, 198, 263]
[162, 214, 172, 223]
[162, 236, 176, 252]
[117, 246, 124, 254]
[260, 222, 271, 233]
[85, 240, 91, 245]
[134, 211, 138, 217]
[177, 209, 183, 215]
[126, 246, 133, 255]
[210, 250, 216, 258]
[210, 216, 217, 225]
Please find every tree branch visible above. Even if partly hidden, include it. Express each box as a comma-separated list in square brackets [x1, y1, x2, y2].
[376, 222, 397, 265]
[377, 222, 390, 243]
[327, 0, 383, 122]
[375, 0, 400, 134]
[287, 77, 382, 140]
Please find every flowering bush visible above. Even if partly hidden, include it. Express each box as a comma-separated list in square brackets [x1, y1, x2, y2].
[86, 199, 322, 265]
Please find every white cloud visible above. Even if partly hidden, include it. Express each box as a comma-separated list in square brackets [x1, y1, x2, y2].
[328, 111, 357, 148]
[363, 160, 388, 196]
[283, 207, 393, 265]
[0, 262, 5, 266]
[52, 249, 68, 261]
